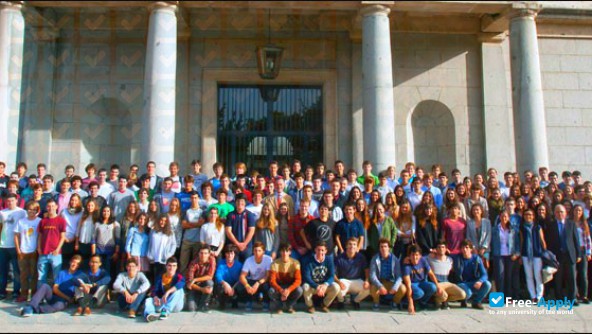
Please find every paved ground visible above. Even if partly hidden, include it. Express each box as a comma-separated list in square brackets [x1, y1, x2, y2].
[0, 298, 590, 333]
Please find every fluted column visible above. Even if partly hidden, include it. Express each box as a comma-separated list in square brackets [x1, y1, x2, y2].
[142, 1, 178, 176]
[509, 2, 549, 172]
[361, 4, 396, 171]
[0, 1, 24, 169]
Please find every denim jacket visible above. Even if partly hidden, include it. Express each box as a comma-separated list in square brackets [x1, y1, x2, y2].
[491, 223, 521, 257]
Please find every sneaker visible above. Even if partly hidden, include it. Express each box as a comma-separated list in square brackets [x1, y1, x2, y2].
[201, 304, 211, 314]
[352, 302, 361, 311]
[440, 302, 450, 310]
[146, 313, 159, 322]
[262, 302, 270, 312]
[187, 300, 197, 312]
[160, 310, 168, 320]
[73, 307, 83, 316]
[583, 298, 590, 305]
[320, 305, 330, 313]
[128, 310, 136, 318]
[274, 309, 283, 315]
[22, 306, 33, 317]
[460, 301, 468, 308]
[390, 302, 399, 310]
[372, 303, 380, 311]
[287, 307, 296, 314]
[471, 303, 484, 310]
[84, 307, 91, 316]
[245, 301, 253, 312]
[307, 307, 315, 314]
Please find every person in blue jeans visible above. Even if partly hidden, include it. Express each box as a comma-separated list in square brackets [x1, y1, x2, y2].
[113, 257, 151, 318]
[36, 199, 67, 287]
[451, 239, 492, 310]
[20, 255, 82, 317]
[402, 244, 443, 314]
[144, 256, 185, 322]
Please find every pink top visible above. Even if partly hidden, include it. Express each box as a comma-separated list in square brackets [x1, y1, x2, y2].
[443, 217, 467, 255]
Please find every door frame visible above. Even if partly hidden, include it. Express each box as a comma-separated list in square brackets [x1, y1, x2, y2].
[200, 68, 338, 175]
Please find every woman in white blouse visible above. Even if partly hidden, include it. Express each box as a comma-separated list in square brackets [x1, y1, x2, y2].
[75, 198, 100, 268]
[61, 193, 84, 266]
[199, 207, 225, 257]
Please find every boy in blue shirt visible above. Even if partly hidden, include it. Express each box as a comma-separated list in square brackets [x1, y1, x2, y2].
[402, 245, 442, 314]
[215, 244, 243, 310]
[452, 239, 492, 310]
[21, 255, 82, 316]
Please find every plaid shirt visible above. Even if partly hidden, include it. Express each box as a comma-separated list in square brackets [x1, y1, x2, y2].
[185, 256, 216, 287]
[288, 214, 313, 249]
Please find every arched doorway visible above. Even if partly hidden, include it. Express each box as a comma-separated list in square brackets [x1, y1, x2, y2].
[411, 100, 456, 173]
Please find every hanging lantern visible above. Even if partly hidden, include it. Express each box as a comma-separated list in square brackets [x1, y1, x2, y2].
[256, 9, 283, 80]
[256, 45, 284, 80]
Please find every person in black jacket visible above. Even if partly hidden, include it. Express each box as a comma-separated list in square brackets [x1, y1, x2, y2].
[544, 204, 581, 303]
[415, 204, 440, 255]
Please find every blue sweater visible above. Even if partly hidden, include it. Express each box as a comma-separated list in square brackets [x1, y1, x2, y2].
[125, 227, 150, 257]
[55, 269, 82, 301]
[214, 259, 243, 286]
[75, 268, 111, 287]
[302, 254, 335, 288]
[452, 254, 488, 284]
[151, 272, 186, 298]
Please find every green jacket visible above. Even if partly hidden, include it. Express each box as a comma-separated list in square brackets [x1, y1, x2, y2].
[366, 216, 398, 257]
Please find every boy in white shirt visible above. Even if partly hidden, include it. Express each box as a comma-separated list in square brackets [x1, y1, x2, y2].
[14, 201, 42, 302]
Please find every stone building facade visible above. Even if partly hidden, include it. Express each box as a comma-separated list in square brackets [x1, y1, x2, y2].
[0, 1, 591, 177]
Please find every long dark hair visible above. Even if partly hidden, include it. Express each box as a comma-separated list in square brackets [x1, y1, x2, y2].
[152, 213, 172, 236]
[81, 198, 100, 223]
[100, 206, 115, 224]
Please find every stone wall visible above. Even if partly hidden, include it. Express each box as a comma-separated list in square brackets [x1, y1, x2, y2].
[539, 37, 592, 177]
[20, 7, 150, 174]
[392, 33, 485, 176]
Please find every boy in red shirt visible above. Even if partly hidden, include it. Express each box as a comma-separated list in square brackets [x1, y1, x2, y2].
[37, 199, 66, 285]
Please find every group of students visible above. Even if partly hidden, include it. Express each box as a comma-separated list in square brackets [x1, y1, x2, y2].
[0, 158, 591, 321]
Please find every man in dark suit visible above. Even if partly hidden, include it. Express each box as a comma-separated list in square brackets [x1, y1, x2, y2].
[545, 204, 581, 303]
[137, 161, 163, 193]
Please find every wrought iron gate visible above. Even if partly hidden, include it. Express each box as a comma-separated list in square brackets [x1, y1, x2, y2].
[217, 85, 323, 174]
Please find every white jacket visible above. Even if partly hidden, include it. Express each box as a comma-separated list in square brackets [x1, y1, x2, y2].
[147, 230, 177, 264]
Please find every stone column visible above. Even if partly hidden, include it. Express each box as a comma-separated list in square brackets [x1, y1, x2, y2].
[509, 2, 549, 173]
[0, 1, 24, 169]
[142, 1, 178, 176]
[361, 4, 396, 172]
[480, 33, 516, 173]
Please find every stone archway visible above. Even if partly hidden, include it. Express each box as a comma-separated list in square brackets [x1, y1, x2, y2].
[411, 100, 456, 173]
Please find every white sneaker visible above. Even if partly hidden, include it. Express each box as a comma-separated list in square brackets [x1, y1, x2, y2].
[146, 313, 159, 322]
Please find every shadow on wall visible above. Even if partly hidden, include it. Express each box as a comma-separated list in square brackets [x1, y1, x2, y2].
[82, 96, 132, 170]
[411, 100, 456, 173]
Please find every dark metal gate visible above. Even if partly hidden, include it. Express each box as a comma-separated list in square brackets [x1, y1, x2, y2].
[217, 85, 323, 174]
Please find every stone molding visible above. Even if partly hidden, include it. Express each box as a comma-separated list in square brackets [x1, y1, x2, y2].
[149, 1, 178, 14]
[360, 4, 391, 17]
[0, 1, 23, 10]
[508, 2, 542, 20]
